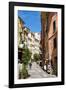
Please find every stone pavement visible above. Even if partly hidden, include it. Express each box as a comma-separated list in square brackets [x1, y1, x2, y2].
[27, 62, 56, 78]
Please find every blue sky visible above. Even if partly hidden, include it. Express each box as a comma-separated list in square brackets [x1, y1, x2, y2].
[18, 10, 41, 32]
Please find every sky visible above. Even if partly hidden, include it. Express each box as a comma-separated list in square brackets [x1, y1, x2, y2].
[18, 10, 41, 32]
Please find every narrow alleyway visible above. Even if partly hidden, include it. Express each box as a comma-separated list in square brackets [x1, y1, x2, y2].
[27, 62, 56, 78]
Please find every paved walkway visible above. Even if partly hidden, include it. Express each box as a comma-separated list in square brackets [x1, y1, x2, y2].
[27, 62, 56, 78]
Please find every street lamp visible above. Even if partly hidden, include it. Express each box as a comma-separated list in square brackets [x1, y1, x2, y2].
[19, 43, 24, 48]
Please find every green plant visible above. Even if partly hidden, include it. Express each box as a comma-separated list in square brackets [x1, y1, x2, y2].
[21, 64, 28, 79]
[22, 45, 32, 65]
[34, 53, 40, 62]
[21, 45, 32, 79]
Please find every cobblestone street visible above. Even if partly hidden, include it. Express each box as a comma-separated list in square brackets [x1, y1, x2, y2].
[27, 62, 56, 78]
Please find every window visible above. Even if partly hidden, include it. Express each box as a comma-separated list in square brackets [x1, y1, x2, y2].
[54, 38, 57, 48]
[53, 21, 56, 32]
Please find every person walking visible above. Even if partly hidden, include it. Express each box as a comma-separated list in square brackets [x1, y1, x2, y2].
[29, 62, 32, 69]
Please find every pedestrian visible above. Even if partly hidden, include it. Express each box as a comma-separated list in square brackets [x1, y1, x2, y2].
[29, 62, 32, 69]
